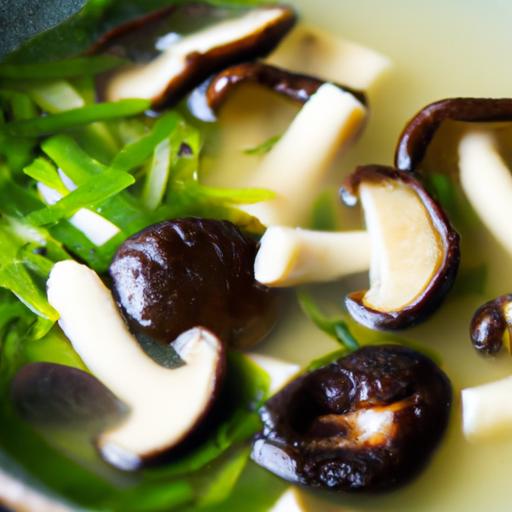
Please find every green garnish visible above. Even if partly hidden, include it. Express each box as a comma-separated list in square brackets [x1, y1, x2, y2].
[244, 134, 281, 155]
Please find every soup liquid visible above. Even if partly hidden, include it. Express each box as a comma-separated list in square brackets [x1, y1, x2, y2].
[206, 1, 512, 510]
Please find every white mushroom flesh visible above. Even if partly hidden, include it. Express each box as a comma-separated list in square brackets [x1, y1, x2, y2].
[458, 130, 512, 256]
[105, 7, 292, 102]
[242, 83, 366, 227]
[267, 23, 391, 91]
[462, 376, 512, 442]
[47, 260, 222, 470]
[360, 180, 442, 311]
[246, 353, 300, 395]
[254, 227, 370, 287]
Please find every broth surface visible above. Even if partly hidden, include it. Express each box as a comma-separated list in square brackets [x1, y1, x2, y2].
[208, 1, 512, 510]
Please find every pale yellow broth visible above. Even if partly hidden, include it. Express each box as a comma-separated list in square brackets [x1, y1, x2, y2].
[204, 1, 512, 510]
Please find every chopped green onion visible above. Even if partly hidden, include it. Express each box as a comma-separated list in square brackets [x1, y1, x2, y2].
[23, 157, 68, 195]
[111, 111, 181, 173]
[2, 99, 150, 137]
[188, 183, 276, 204]
[26, 169, 135, 226]
[142, 138, 172, 211]
[0, 56, 126, 79]
[311, 189, 339, 231]
[28, 80, 84, 113]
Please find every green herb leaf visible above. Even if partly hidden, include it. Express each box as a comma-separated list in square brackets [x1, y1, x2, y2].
[26, 168, 135, 226]
[297, 291, 360, 352]
[23, 157, 68, 194]
[244, 135, 281, 156]
[0, 56, 126, 79]
[2, 99, 150, 137]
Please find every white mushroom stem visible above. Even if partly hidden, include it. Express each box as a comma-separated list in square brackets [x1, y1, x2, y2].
[47, 261, 222, 470]
[242, 83, 366, 227]
[254, 227, 371, 287]
[458, 130, 512, 255]
[267, 23, 392, 91]
[246, 353, 300, 395]
[105, 7, 292, 102]
[462, 376, 512, 442]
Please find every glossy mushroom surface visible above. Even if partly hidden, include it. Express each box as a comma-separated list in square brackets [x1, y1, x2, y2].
[203, 62, 366, 113]
[91, 3, 296, 107]
[252, 345, 452, 492]
[470, 294, 512, 355]
[110, 218, 281, 350]
[395, 97, 512, 172]
[340, 165, 460, 330]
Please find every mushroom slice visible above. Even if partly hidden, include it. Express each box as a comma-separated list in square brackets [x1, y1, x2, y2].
[198, 62, 366, 118]
[242, 83, 366, 227]
[254, 227, 370, 287]
[458, 130, 512, 255]
[462, 376, 512, 442]
[340, 165, 460, 330]
[47, 260, 225, 470]
[395, 97, 512, 172]
[93, 4, 296, 107]
[266, 24, 391, 91]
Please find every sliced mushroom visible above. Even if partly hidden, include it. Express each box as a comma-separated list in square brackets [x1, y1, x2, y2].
[110, 218, 281, 350]
[191, 62, 366, 121]
[395, 97, 512, 172]
[266, 23, 391, 91]
[47, 260, 225, 470]
[470, 294, 512, 355]
[340, 165, 460, 330]
[242, 83, 366, 227]
[462, 376, 512, 442]
[252, 345, 452, 492]
[458, 130, 512, 255]
[254, 227, 370, 287]
[92, 4, 296, 107]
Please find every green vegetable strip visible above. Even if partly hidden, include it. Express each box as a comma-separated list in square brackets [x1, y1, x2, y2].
[26, 168, 135, 226]
[41, 135, 152, 233]
[23, 157, 68, 194]
[189, 183, 276, 204]
[142, 138, 172, 211]
[28, 80, 84, 113]
[2, 99, 150, 137]
[0, 56, 126, 79]
[111, 111, 181, 173]
[297, 291, 360, 352]
[244, 134, 281, 156]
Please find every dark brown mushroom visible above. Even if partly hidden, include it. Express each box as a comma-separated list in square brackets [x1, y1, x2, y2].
[395, 98, 512, 172]
[470, 294, 512, 355]
[110, 218, 281, 350]
[252, 345, 452, 492]
[90, 3, 296, 108]
[11, 362, 127, 429]
[340, 165, 460, 330]
[198, 62, 366, 116]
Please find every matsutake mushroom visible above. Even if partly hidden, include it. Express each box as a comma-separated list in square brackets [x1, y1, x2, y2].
[252, 345, 452, 492]
[91, 3, 296, 107]
[47, 260, 226, 471]
[340, 165, 460, 330]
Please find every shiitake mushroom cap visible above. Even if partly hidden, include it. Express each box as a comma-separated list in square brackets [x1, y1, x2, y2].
[395, 97, 512, 172]
[252, 345, 452, 492]
[110, 218, 281, 350]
